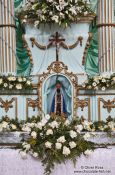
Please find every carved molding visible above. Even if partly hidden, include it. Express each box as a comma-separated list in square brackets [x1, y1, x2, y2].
[0, 98, 18, 119]
[75, 98, 91, 121]
[22, 35, 33, 66]
[82, 32, 93, 65]
[26, 98, 39, 120]
[98, 98, 115, 121]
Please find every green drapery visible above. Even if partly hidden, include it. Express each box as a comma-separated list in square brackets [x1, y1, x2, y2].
[85, 0, 99, 76]
[85, 27, 99, 76]
[14, 0, 32, 76]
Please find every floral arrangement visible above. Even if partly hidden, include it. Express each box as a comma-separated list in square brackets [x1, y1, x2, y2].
[17, 0, 94, 28]
[20, 115, 95, 175]
[0, 75, 32, 90]
[83, 73, 115, 91]
[0, 116, 21, 132]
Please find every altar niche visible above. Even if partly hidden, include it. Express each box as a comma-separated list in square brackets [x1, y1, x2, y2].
[42, 75, 73, 119]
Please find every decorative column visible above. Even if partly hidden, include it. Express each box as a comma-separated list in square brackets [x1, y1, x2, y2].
[98, 0, 115, 73]
[0, 0, 16, 74]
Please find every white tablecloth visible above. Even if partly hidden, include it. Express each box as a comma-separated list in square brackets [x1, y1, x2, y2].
[0, 147, 115, 175]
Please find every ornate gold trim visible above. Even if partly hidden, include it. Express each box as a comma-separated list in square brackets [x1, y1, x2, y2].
[0, 98, 18, 120]
[75, 98, 91, 121]
[98, 98, 115, 121]
[82, 32, 93, 65]
[26, 98, 39, 120]
[30, 36, 83, 50]
[37, 61, 78, 116]
[22, 34, 34, 66]
[100, 98, 115, 113]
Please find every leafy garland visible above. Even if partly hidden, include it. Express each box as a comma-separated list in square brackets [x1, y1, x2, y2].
[0, 115, 114, 133]
[0, 75, 32, 90]
[17, 0, 95, 28]
[0, 115, 114, 175]
[83, 73, 115, 91]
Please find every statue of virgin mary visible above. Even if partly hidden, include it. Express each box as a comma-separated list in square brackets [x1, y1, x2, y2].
[43, 75, 72, 119]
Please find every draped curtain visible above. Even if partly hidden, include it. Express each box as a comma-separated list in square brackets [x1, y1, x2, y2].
[14, 0, 32, 76]
[85, 0, 99, 76]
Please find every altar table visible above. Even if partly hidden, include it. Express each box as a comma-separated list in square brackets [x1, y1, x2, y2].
[0, 147, 115, 175]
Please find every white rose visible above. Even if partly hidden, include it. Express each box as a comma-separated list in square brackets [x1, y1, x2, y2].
[20, 151, 27, 159]
[50, 121, 59, 128]
[9, 84, 13, 89]
[84, 149, 92, 156]
[64, 119, 70, 126]
[101, 86, 106, 91]
[2, 121, 8, 128]
[75, 125, 83, 133]
[11, 77, 16, 81]
[63, 146, 71, 156]
[16, 84, 22, 90]
[11, 124, 17, 130]
[45, 141, 52, 149]
[102, 78, 106, 83]
[36, 122, 43, 130]
[23, 77, 27, 82]
[22, 126, 31, 132]
[46, 129, 53, 135]
[55, 142, 62, 150]
[22, 143, 31, 150]
[45, 114, 50, 120]
[33, 152, 38, 158]
[70, 130, 77, 138]
[92, 82, 97, 87]
[52, 15, 59, 23]
[69, 141, 76, 149]
[31, 131, 37, 139]
[57, 136, 66, 143]
[26, 81, 31, 85]
[18, 77, 23, 82]
[83, 133, 90, 141]
[4, 83, 8, 87]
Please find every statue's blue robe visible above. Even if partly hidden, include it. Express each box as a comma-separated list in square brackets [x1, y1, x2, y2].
[50, 94, 67, 115]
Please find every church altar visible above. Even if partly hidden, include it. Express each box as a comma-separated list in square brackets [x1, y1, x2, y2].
[0, 0, 115, 175]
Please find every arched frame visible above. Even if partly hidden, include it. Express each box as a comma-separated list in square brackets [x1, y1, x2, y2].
[37, 61, 78, 117]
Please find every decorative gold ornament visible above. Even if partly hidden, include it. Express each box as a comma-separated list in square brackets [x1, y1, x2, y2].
[30, 36, 83, 50]
[75, 98, 91, 121]
[26, 98, 40, 119]
[37, 61, 78, 117]
[82, 32, 92, 65]
[98, 98, 115, 121]
[100, 98, 115, 113]
[0, 98, 18, 119]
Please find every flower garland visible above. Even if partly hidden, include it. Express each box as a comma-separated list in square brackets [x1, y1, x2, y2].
[0, 75, 32, 90]
[83, 74, 115, 91]
[17, 0, 94, 28]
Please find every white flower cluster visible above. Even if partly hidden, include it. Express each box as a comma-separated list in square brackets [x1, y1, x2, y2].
[84, 73, 115, 91]
[0, 76, 32, 90]
[19, 0, 93, 27]
[0, 121, 17, 132]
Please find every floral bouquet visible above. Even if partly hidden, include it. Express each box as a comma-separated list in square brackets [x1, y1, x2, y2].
[17, 0, 95, 28]
[83, 73, 115, 91]
[20, 115, 95, 175]
[0, 75, 32, 90]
